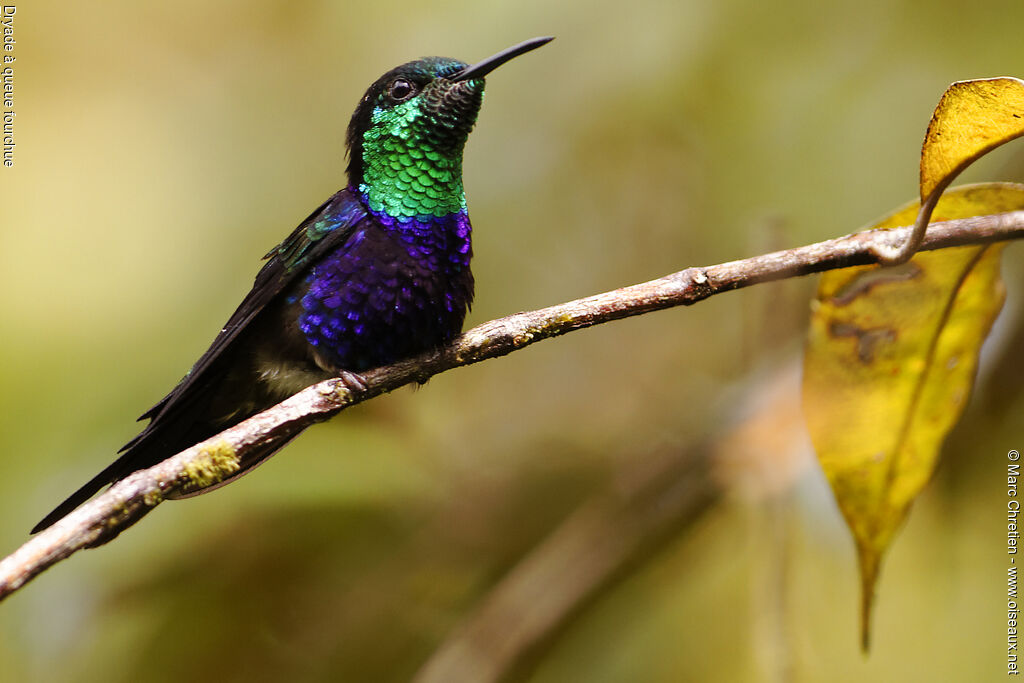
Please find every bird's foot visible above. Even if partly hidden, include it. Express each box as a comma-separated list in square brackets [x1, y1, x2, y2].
[336, 369, 369, 394]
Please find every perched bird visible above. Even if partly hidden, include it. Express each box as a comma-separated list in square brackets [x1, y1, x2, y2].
[32, 36, 553, 534]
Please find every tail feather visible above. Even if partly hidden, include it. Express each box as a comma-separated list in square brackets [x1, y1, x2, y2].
[30, 417, 301, 534]
[30, 454, 138, 534]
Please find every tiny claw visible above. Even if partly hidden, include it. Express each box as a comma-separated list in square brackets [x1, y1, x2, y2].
[336, 370, 369, 394]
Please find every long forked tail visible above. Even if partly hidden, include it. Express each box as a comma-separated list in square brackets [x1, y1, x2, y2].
[30, 456, 133, 534]
[30, 431, 303, 534]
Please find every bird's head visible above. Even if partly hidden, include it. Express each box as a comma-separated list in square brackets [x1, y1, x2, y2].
[346, 37, 552, 221]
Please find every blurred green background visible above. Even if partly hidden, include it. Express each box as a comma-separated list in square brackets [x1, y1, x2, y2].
[2, 0, 1023, 681]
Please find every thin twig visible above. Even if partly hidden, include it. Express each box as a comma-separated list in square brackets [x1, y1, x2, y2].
[1, 209, 1022, 602]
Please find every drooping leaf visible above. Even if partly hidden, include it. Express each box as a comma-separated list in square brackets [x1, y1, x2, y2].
[874, 78, 1024, 264]
[803, 184, 1020, 650]
[803, 75, 1024, 649]
[920, 78, 1024, 202]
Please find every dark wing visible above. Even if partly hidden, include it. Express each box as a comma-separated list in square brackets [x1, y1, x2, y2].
[31, 189, 368, 533]
[128, 189, 367, 439]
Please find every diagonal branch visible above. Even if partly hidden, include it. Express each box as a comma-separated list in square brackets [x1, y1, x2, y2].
[2, 209, 1023, 602]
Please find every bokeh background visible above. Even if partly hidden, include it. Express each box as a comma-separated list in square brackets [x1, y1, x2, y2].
[2, 1, 1023, 681]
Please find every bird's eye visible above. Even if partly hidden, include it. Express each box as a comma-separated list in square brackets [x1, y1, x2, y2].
[388, 78, 416, 102]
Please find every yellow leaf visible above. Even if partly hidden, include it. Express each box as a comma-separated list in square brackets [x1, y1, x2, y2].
[802, 183, 1018, 650]
[921, 77, 1024, 201]
[875, 78, 1024, 265]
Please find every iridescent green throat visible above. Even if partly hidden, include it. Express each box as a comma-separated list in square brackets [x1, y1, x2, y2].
[358, 98, 473, 221]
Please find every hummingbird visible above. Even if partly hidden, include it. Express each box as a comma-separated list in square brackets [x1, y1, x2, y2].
[32, 36, 553, 534]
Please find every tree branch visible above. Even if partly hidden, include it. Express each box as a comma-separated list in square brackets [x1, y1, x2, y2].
[2, 209, 1022, 602]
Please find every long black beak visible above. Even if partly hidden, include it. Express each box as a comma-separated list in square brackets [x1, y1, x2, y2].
[452, 36, 554, 82]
